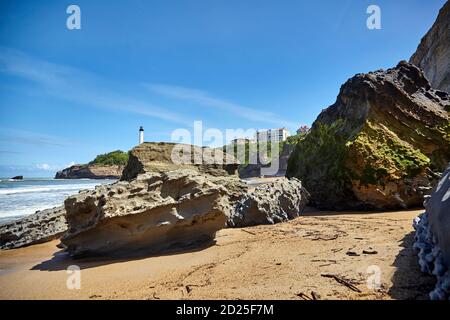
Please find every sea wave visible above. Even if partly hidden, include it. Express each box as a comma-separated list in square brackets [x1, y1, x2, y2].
[0, 183, 98, 195]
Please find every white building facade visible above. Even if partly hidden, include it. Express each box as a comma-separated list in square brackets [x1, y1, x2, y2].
[255, 128, 290, 143]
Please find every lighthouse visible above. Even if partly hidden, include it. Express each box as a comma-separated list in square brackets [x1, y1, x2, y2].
[139, 126, 144, 144]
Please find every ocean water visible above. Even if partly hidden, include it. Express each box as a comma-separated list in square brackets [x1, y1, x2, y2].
[0, 178, 115, 224]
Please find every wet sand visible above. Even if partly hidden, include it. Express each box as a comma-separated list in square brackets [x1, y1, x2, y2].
[0, 208, 435, 300]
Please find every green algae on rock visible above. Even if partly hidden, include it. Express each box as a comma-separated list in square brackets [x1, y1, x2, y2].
[287, 61, 450, 210]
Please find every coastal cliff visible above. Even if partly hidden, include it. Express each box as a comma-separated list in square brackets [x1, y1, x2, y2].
[287, 61, 450, 210]
[55, 150, 128, 179]
[55, 164, 124, 179]
[121, 142, 239, 181]
[410, 1, 450, 93]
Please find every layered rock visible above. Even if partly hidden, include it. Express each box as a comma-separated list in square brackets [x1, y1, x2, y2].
[55, 164, 123, 179]
[413, 165, 450, 300]
[121, 142, 239, 181]
[0, 206, 67, 249]
[61, 169, 232, 257]
[287, 61, 450, 210]
[410, 1, 450, 93]
[228, 178, 309, 227]
[61, 168, 309, 256]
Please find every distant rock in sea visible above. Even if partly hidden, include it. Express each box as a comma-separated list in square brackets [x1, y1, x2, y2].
[55, 164, 123, 179]
[287, 61, 450, 210]
[10, 175, 23, 180]
[410, 1, 449, 93]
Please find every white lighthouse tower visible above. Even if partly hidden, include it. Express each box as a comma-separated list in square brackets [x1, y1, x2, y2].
[139, 126, 144, 144]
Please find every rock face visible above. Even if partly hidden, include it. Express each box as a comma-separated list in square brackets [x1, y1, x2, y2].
[287, 61, 450, 210]
[55, 164, 123, 179]
[413, 165, 450, 300]
[121, 142, 239, 181]
[0, 206, 67, 249]
[228, 178, 309, 227]
[10, 175, 23, 180]
[61, 168, 309, 256]
[61, 169, 232, 257]
[238, 143, 297, 178]
[410, 1, 450, 93]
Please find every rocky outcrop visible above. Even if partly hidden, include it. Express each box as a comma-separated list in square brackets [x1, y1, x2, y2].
[287, 61, 450, 210]
[238, 143, 297, 178]
[0, 206, 67, 249]
[228, 178, 309, 227]
[11, 176, 23, 180]
[61, 167, 309, 257]
[413, 164, 450, 300]
[410, 1, 450, 93]
[61, 169, 232, 257]
[55, 164, 123, 179]
[121, 142, 239, 181]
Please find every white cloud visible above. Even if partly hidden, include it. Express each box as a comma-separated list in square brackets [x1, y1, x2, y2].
[0, 127, 73, 147]
[66, 161, 75, 167]
[145, 83, 298, 129]
[0, 47, 191, 126]
[35, 163, 55, 170]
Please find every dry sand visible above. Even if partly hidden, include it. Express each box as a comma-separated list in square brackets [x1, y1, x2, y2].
[0, 208, 435, 300]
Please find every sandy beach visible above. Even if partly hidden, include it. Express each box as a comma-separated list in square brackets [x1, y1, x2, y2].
[0, 208, 434, 300]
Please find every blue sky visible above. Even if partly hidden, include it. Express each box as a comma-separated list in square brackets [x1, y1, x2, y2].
[0, 0, 446, 177]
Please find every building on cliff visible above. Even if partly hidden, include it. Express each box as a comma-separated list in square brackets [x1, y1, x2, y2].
[255, 128, 290, 143]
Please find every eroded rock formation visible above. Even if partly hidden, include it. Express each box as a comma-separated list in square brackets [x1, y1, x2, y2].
[228, 178, 309, 227]
[287, 61, 450, 210]
[0, 206, 67, 249]
[61, 169, 231, 257]
[61, 167, 309, 257]
[410, 1, 450, 93]
[413, 164, 450, 300]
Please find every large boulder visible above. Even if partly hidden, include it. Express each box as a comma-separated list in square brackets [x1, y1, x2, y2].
[61, 167, 310, 256]
[0, 206, 67, 249]
[287, 61, 450, 210]
[410, 1, 450, 93]
[121, 142, 239, 181]
[61, 169, 231, 257]
[413, 164, 450, 300]
[228, 177, 310, 227]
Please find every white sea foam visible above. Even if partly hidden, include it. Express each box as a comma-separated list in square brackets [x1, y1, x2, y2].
[0, 184, 97, 195]
[0, 178, 113, 223]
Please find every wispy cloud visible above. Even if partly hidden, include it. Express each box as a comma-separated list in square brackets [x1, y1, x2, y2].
[0, 150, 24, 154]
[145, 83, 298, 128]
[0, 127, 73, 147]
[0, 47, 191, 126]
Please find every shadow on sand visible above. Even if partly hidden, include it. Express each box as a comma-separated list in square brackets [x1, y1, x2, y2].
[388, 231, 435, 300]
[31, 239, 216, 272]
[301, 206, 424, 217]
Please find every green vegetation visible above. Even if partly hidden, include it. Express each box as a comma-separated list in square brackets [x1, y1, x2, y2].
[223, 132, 306, 166]
[287, 119, 350, 186]
[346, 121, 430, 185]
[89, 150, 129, 166]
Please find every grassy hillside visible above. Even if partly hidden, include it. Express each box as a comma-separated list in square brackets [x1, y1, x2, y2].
[89, 150, 129, 166]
